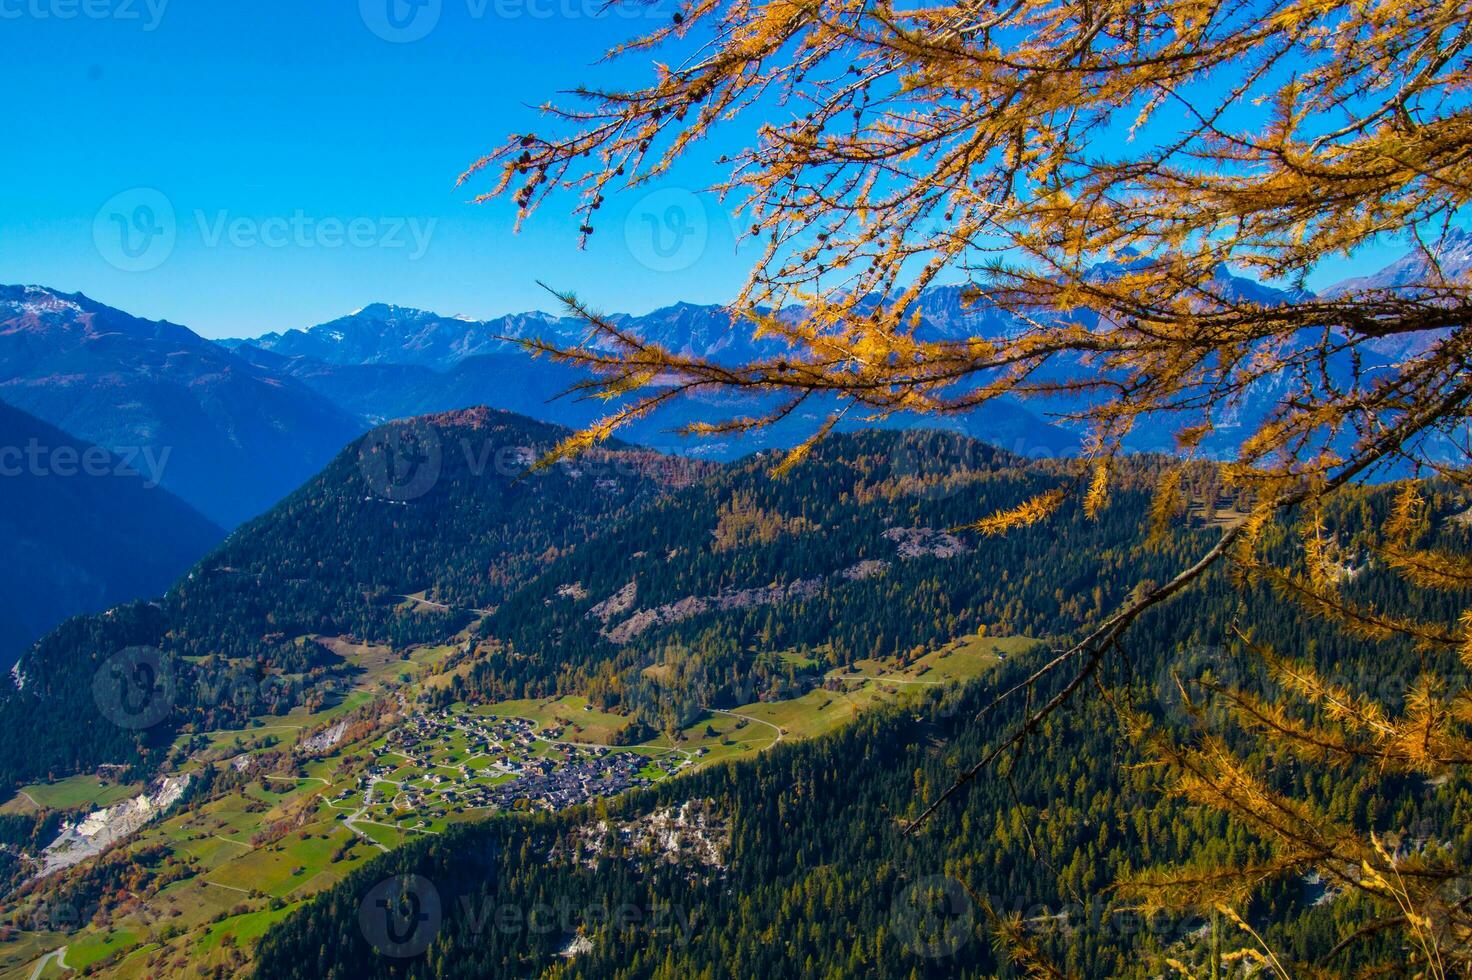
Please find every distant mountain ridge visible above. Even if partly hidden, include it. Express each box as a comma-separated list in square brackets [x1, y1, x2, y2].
[0, 285, 367, 527]
[225, 303, 582, 370]
[219, 243, 1449, 461]
[1323, 226, 1472, 296]
[1318, 227, 1472, 359]
[222, 300, 780, 370]
[222, 264, 1320, 371]
[223, 298, 1080, 459]
[228, 232, 1461, 373]
[0, 229, 1456, 534]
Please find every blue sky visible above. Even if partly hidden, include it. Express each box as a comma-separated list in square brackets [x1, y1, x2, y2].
[2, 0, 756, 337]
[2, 1, 1406, 338]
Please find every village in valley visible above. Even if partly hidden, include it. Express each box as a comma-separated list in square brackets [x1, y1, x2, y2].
[342, 708, 690, 830]
[0, 632, 1017, 978]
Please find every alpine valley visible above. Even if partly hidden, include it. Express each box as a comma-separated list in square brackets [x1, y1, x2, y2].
[0, 239, 1466, 978]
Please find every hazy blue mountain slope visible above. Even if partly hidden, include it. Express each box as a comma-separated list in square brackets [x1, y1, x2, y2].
[0, 398, 223, 668]
[0, 285, 367, 527]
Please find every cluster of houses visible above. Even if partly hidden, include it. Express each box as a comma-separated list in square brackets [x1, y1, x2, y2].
[333, 708, 690, 819]
[478, 750, 650, 810]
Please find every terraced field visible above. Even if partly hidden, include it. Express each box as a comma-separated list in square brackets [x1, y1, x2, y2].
[0, 777, 141, 816]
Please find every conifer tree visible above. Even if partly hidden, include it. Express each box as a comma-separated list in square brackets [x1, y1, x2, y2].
[466, 0, 1472, 969]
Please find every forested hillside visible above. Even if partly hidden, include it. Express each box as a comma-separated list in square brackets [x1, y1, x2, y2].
[244, 432, 1472, 971]
[0, 416, 1291, 790]
[455, 431, 1228, 729]
[253, 500, 1472, 977]
[0, 418, 1188, 793]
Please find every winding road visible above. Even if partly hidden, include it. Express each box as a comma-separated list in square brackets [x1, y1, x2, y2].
[399, 594, 493, 617]
[829, 673, 947, 686]
[705, 707, 785, 746]
[27, 945, 68, 980]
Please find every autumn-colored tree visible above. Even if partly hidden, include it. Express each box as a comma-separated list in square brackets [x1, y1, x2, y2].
[463, 0, 1472, 972]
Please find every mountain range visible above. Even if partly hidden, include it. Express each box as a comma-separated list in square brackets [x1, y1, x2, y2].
[217, 241, 1460, 460]
[223, 300, 783, 370]
[1318, 226, 1472, 357]
[230, 294, 1086, 458]
[1323, 225, 1472, 296]
[6, 234, 1453, 523]
[0, 234, 1461, 673]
